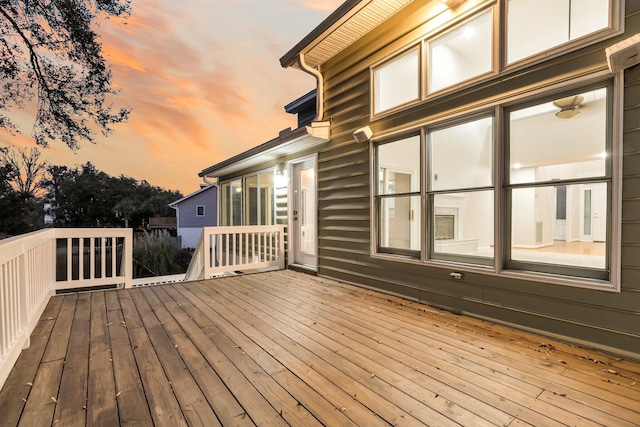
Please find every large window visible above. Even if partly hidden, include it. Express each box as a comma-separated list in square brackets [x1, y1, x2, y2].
[507, 0, 611, 64]
[506, 86, 610, 279]
[373, 80, 618, 288]
[371, 1, 618, 118]
[375, 135, 421, 255]
[244, 171, 274, 226]
[373, 47, 420, 115]
[428, 116, 494, 264]
[428, 8, 493, 93]
[221, 179, 242, 226]
[221, 171, 275, 226]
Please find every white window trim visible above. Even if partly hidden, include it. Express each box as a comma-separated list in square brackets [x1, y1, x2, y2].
[369, 72, 623, 292]
[196, 205, 205, 217]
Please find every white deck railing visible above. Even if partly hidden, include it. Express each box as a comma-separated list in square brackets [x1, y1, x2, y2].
[185, 225, 285, 281]
[0, 228, 132, 388]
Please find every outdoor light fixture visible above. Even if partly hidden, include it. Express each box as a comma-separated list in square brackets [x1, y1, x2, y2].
[606, 33, 640, 73]
[353, 126, 373, 143]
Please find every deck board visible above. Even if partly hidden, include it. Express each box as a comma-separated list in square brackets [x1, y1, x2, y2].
[1, 270, 640, 426]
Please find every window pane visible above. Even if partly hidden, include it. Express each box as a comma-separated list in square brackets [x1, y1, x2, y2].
[230, 179, 242, 225]
[245, 175, 258, 225]
[508, 0, 610, 64]
[571, 0, 609, 39]
[509, 88, 607, 184]
[379, 196, 421, 251]
[429, 9, 493, 93]
[374, 48, 419, 114]
[221, 183, 230, 225]
[511, 183, 607, 270]
[430, 117, 493, 191]
[259, 171, 274, 225]
[433, 191, 494, 259]
[378, 135, 420, 195]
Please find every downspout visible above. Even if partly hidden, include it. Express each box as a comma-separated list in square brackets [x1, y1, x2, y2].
[202, 175, 220, 226]
[296, 53, 324, 122]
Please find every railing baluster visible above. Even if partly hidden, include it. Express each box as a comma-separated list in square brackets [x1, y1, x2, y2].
[90, 238, 95, 280]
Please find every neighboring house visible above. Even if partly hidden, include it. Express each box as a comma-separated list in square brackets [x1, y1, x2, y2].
[169, 185, 217, 248]
[148, 216, 177, 230]
[200, 1, 640, 357]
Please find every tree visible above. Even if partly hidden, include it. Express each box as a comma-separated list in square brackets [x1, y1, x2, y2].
[0, 163, 43, 236]
[45, 162, 182, 228]
[0, 145, 48, 195]
[0, 0, 131, 150]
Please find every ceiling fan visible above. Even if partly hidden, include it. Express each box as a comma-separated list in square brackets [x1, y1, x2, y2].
[553, 95, 584, 119]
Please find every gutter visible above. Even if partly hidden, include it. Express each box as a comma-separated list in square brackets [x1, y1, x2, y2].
[296, 53, 324, 122]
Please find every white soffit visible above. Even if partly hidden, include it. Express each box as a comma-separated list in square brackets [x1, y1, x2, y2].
[200, 122, 330, 179]
[301, 0, 414, 69]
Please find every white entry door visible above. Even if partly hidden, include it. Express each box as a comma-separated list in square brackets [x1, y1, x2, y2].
[581, 183, 607, 242]
[292, 159, 317, 268]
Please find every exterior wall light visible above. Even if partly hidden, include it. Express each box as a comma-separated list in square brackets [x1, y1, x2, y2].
[353, 126, 373, 143]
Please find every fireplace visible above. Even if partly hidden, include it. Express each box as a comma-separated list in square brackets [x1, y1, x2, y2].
[435, 214, 455, 240]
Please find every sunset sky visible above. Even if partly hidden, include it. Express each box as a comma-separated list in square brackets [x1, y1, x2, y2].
[0, 0, 343, 195]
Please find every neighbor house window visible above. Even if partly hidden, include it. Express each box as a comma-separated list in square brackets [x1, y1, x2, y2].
[507, 0, 611, 64]
[375, 134, 421, 255]
[428, 8, 494, 93]
[373, 47, 420, 115]
[196, 205, 205, 216]
[506, 85, 610, 279]
[428, 116, 494, 264]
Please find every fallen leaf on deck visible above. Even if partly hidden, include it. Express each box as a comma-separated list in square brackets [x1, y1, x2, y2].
[26, 382, 32, 386]
[51, 396, 57, 403]
[116, 391, 122, 398]
[340, 407, 347, 412]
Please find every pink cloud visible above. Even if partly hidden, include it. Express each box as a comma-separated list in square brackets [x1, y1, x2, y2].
[302, 0, 343, 11]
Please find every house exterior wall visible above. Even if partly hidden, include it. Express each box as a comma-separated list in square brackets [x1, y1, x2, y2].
[178, 227, 204, 249]
[175, 187, 217, 229]
[312, 0, 640, 356]
[174, 187, 217, 248]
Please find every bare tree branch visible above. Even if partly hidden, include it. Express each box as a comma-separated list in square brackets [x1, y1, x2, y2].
[0, 0, 131, 150]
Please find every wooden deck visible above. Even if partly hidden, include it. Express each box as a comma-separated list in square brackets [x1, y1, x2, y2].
[1, 270, 639, 427]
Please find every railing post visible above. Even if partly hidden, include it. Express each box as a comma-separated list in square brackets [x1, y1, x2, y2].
[17, 252, 29, 350]
[123, 228, 133, 288]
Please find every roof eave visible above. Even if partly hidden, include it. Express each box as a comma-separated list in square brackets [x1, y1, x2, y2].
[279, 0, 363, 68]
[199, 121, 330, 180]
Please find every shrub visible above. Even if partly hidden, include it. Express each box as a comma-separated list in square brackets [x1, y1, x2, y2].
[133, 230, 192, 278]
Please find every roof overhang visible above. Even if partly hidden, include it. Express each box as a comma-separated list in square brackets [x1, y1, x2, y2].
[199, 121, 330, 180]
[168, 185, 215, 208]
[280, 0, 415, 70]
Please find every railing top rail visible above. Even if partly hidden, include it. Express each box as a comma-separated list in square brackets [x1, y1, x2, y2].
[52, 228, 131, 239]
[0, 229, 55, 265]
[203, 225, 285, 234]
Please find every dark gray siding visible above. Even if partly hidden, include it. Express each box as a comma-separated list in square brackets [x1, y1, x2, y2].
[176, 187, 217, 228]
[316, 1, 640, 356]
